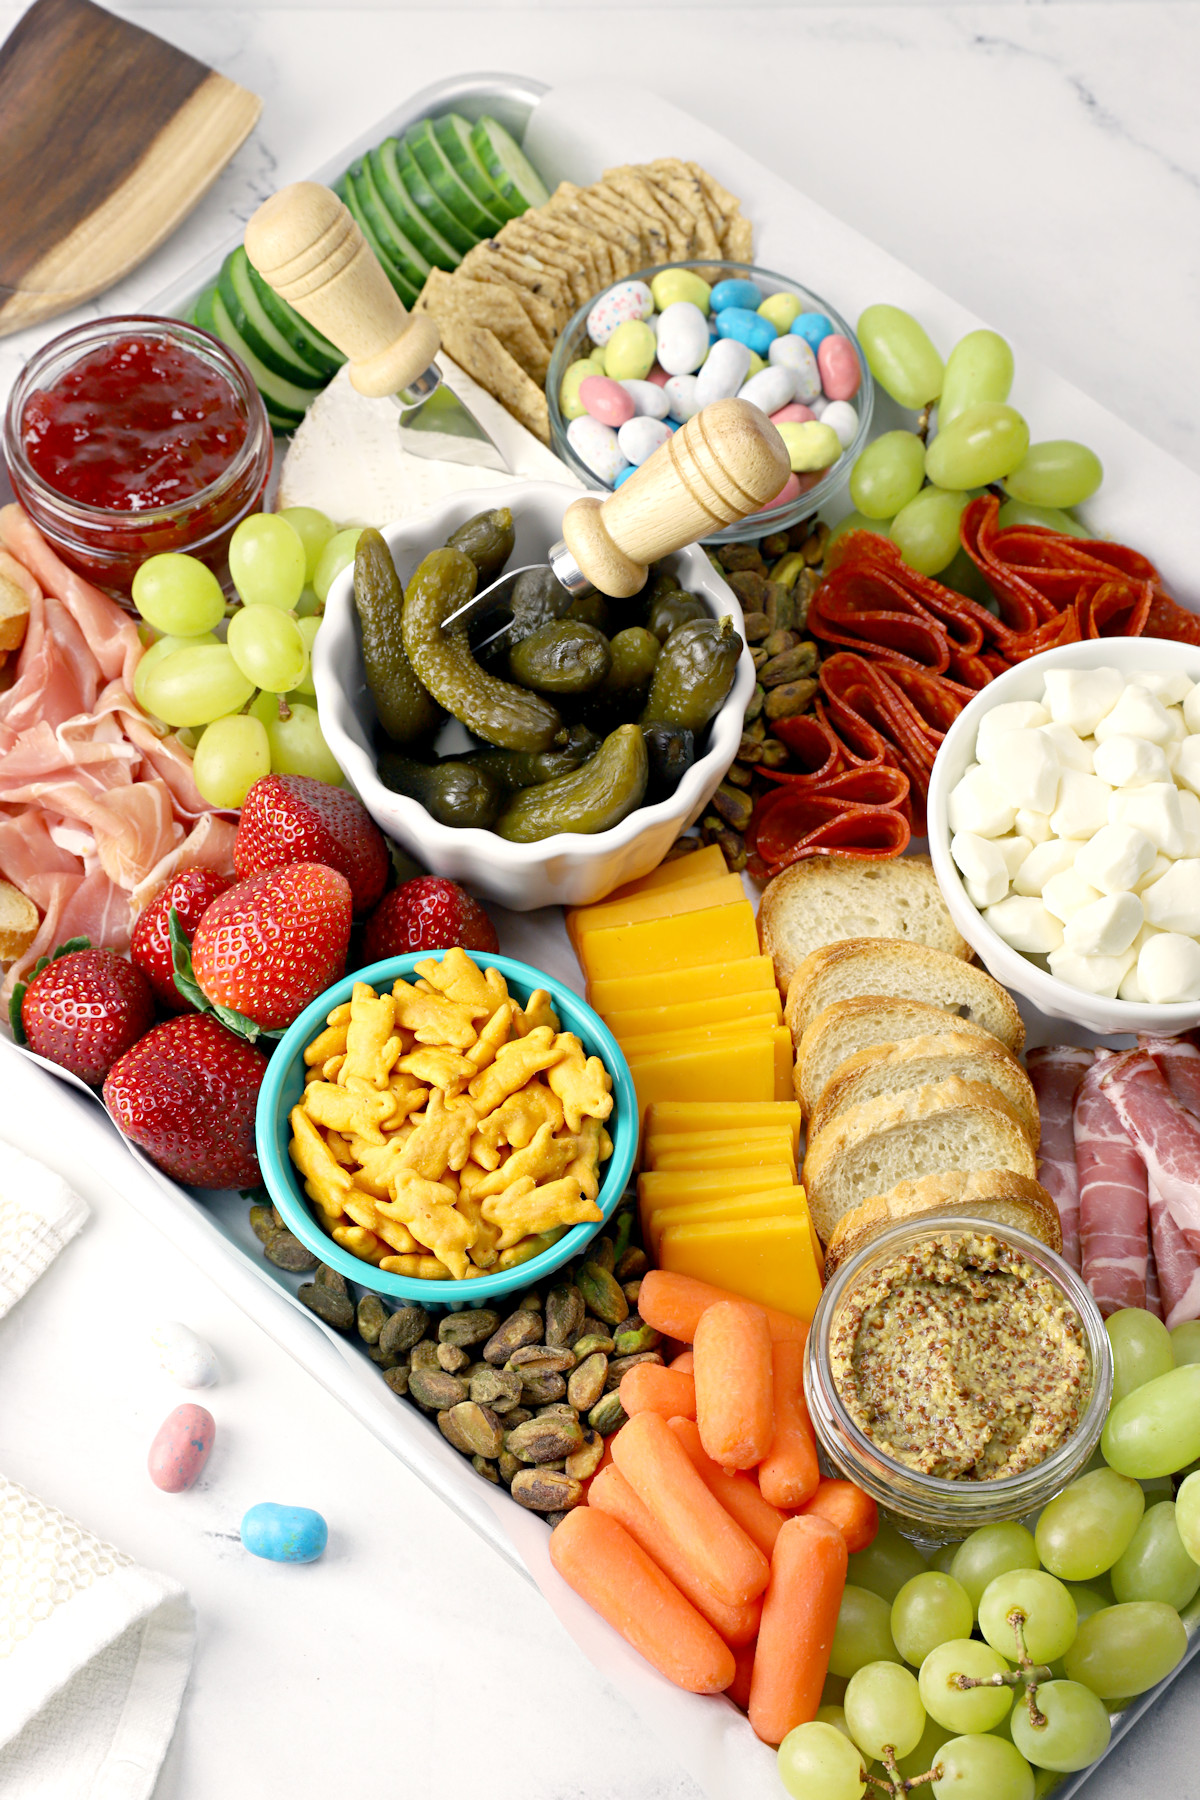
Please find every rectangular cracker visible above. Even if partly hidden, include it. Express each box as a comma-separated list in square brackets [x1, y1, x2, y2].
[624, 164, 697, 257]
[600, 170, 681, 259]
[580, 183, 653, 265]
[691, 163, 744, 223]
[529, 211, 610, 290]
[438, 319, 551, 444]
[497, 220, 592, 305]
[643, 159, 720, 256]
[415, 270, 550, 382]
[549, 181, 642, 262]
[460, 243, 572, 332]
[722, 213, 754, 262]
[591, 179, 665, 266]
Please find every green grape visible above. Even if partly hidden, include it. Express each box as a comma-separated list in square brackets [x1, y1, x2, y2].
[248, 692, 343, 784]
[890, 485, 968, 575]
[939, 545, 1000, 607]
[1106, 1307, 1175, 1405]
[278, 505, 335, 582]
[1062, 1584, 1109, 1628]
[1102, 1364, 1200, 1477]
[931, 1734, 1033, 1800]
[1003, 441, 1103, 510]
[849, 431, 926, 519]
[857, 304, 944, 409]
[133, 632, 219, 714]
[314, 526, 365, 602]
[950, 1522, 1040, 1614]
[996, 498, 1090, 538]
[132, 553, 226, 635]
[292, 616, 321, 699]
[139, 644, 255, 728]
[229, 513, 306, 610]
[1008, 1681, 1111, 1773]
[1170, 1320, 1200, 1366]
[829, 1585, 902, 1678]
[776, 1721, 866, 1800]
[1063, 1601, 1188, 1699]
[847, 1522, 929, 1604]
[822, 1672, 849, 1708]
[192, 714, 271, 808]
[1035, 1469, 1145, 1579]
[891, 1573, 974, 1666]
[927, 404, 1030, 490]
[826, 509, 891, 552]
[930, 1545, 959, 1575]
[918, 1640, 1013, 1733]
[815, 1705, 854, 1741]
[895, 1714, 952, 1784]
[227, 604, 309, 693]
[1110, 1501, 1200, 1609]
[1176, 1470, 1200, 1561]
[845, 1661, 926, 1759]
[938, 330, 1014, 430]
[978, 1571, 1077, 1664]
[295, 586, 323, 618]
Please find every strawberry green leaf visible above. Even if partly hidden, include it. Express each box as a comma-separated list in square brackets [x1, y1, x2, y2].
[8, 938, 92, 1044]
[168, 907, 287, 1044]
[8, 982, 27, 1045]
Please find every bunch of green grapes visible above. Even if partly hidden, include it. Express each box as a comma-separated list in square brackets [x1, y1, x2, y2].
[831, 303, 1104, 582]
[131, 507, 365, 807]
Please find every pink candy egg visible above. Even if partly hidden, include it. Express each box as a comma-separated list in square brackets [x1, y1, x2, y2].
[817, 335, 861, 400]
[754, 472, 802, 515]
[579, 375, 636, 428]
[646, 364, 670, 388]
[148, 1403, 215, 1492]
[770, 402, 816, 427]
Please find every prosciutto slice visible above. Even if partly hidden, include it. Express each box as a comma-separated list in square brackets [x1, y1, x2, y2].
[1027, 1046, 1093, 1268]
[1098, 1049, 1200, 1256]
[1145, 1238, 1164, 1321]
[1136, 1035, 1200, 1327]
[1074, 1054, 1149, 1314]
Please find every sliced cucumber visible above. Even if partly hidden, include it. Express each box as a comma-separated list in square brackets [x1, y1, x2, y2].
[336, 175, 419, 307]
[245, 259, 344, 379]
[219, 248, 326, 387]
[265, 405, 304, 436]
[393, 140, 476, 256]
[469, 117, 549, 216]
[207, 288, 314, 423]
[433, 112, 523, 221]
[348, 158, 431, 294]
[406, 117, 505, 238]
[371, 139, 461, 270]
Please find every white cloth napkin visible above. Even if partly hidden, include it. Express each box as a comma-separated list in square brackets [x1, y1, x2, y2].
[0, 1138, 195, 1800]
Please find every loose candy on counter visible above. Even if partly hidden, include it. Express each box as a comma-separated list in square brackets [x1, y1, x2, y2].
[664, 374, 702, 422]
[716, 308, 777, 357]
[241, 1501, 328, 1563]
[738, 366, 795, 416]
[148, 1403, 215, 1492]
[621, 378, 671, 420]
[758, 291, 803, 334]
[791, 310, 835, 351]
[769, 336, 822, 404]
[696, 338, 753, 408]
[655, 301, 712, 376]
[821, 401, 860, 449]
[567, 414, 631, 484]
[151, 1320, 218, 1389]
[817, 335, 862, 401]
[618, 415, 674, 466]
[604, 318, 658, 382]
[710, 278, 764, 314]
[651, 268, 712, 313]
[579, 375, 635, 428]
[587, 280, 654, 345]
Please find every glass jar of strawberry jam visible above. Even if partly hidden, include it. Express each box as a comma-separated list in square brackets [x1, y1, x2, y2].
[4, 315, 272, 602]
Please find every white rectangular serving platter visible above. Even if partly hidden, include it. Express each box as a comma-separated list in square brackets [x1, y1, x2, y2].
[7, 69, 1200, 1800]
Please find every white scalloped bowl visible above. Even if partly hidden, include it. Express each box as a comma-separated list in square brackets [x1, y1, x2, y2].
[927, 635, 1200, 1036]
[313, 482, 755, 909]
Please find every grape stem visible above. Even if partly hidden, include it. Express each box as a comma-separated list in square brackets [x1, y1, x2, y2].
[864, 1751, 941, 1796]
[952, 1609, 1051, 1730]
[916, 406, 932, 443]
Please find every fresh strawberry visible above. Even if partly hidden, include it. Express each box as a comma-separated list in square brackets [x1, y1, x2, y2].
[18, 946, 155, 1085]
[103, 1013, 267, 1187]
[131, 868, 231, 1010]
[363, 876, 499, 962]
[234, 775, 389, 914]
[190, 861, 352, 1032]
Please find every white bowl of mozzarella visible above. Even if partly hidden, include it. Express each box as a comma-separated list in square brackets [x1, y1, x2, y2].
[927, 636, 1200, 1035]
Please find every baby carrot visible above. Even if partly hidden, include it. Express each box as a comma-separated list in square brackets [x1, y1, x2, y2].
[799, 1478, 879, 1554]
[620, 1362, 697, 1420]
[549, 1508, 735, 1694]
[758, 1339, 820, 1509]
[671, 1349, 695, 1373]
[611, 1411, 770, 1606]
[590, 1464, 762, 1646]
[639, 1269, 809, 1345]
[694, 1300, 775, 1470]
[668, 1416, 789, 1558]
[748, 1514, 848, 1746]
[727, 1639, 756, 1712]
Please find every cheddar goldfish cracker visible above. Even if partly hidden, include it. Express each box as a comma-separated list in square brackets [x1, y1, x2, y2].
[331, 1222, 390, 1265]
[397, 1045, 477, 1092]
[468, 1026, 560, 1114]
[476, 1081, 565, 1153]
[398, 1089, 475, 1181]
[547, 1033, 614, 1133]
[341, 983, 404, 1087]
[391, 977, 481, 1050]
[470, 1120, 579, 1198]
[481, 1173, 602, 1249]
[466, 1001, 514, 1071]
[300, 1080, 397, 1144]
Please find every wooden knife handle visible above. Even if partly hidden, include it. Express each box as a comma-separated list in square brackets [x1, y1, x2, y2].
[244, 181, 439, 398]
[560, 399, 792, 598]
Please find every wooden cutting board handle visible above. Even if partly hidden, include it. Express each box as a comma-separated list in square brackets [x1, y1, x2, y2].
[244, 181, 440, 398]
[561, 399, 791, 598]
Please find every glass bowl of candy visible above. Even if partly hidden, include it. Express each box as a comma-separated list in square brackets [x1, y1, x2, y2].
[546, 262, 873, 544]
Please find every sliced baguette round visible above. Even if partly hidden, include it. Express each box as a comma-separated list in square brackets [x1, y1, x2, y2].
[823, 1170, 1063, 1275]
[0, 880, 38, 965]
[785, 938, 1025, 1056]
[795, 997, 1002, 1120]
[759, 853, 969, 994]
[801, 1076, 1038, 1244]
[808, 1033, 1040, 1150]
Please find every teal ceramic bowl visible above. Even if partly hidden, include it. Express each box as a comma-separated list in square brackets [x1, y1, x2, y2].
[255, 950, 637, 1309]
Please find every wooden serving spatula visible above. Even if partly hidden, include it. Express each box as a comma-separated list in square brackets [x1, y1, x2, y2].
[0, 0, 261, 336]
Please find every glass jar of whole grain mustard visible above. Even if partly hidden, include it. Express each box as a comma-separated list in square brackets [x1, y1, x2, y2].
[804, 1217, 1113, 1542]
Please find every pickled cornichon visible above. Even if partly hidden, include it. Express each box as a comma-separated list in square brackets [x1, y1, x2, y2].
[646, 588, 709, 643]
[377, 750, 503, 829]
[508, 620, 612, 695]
[445, 507, 516, 581]
[495, 723, 648, 841]
[455, 725, 600, 790]
[505, 565, 573, 646]
[401, 547, 564, 752]
[353, 528, 442, 744]
[642, 614, 742, 731]
[596, 628, 660, 698]
[643, 723, 695, 799]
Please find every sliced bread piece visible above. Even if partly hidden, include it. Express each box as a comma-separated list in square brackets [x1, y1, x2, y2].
[759, 854, 969, 994]
[808, 1033, 1040, 1149]
[785, 939, 1025, 1056]
[801, 1076, 1038, 1243]
[795, 997, 1002, 1120]
[823, 1170, 1063, 1275]
[0, 880, 38, 964]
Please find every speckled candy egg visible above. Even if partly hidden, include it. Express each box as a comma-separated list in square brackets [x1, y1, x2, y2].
[604, 319, 657, 382]
[695, 337, 752, 408]
[654, 301, 711, 376]
[715, 307, 777, 357]
[650, 268, 712, 314]
[586, 281, 654, 346]
[621, 378, 671, 420]
[710, 277, 764, 314]
[567, 414, 631, 483]
[618, 415, 673, 466]
[771, 402, 816, 427]
[817, 334, 862, 401]
[664, 374, 702, 422]
[769, 336, 822, 404]
[559, 356, 605, 421]
[738, 365, 795, 415]
[821, 400, 860, 448]
[241, 1502, 328, 1563]
[579, 374, 635, 427]
[151, 1320, 218, 1389]
[148, 1404, 215, 1492]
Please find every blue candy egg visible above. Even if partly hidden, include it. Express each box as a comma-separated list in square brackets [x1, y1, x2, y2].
[241, 1502, 328, 1563]
[715, 308, 777, 357]
[612, 463, 637, 487]
[710, 278, 764, 314]
[790, 311, 835, 352]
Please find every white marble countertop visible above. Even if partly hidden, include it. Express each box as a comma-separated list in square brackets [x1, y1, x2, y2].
[1, 6, 1198, 1798]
